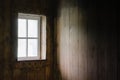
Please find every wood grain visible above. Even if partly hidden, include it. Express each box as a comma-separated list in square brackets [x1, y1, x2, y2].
[55, 0, 118, 80]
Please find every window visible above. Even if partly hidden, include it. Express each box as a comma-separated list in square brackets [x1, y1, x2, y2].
[17, 13, 46, 61]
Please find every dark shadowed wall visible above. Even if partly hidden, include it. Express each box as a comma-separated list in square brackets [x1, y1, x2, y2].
[54, 0, 118, 80]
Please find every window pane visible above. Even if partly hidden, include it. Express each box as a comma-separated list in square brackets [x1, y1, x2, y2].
[28, 39, 38, 57]
[28, 20, 38, 37]
[18, 19, 27, 37]
[18, 39, 26, 57]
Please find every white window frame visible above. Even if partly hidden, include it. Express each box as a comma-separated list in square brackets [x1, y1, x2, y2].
[17, 13, 46, 61]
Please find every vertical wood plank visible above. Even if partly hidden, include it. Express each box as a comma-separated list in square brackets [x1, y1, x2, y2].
[69, 0, 79, 79]
[0, 0, 4, 79]
[61, 0, 70, 79]
[3, 0, 12, 80]
[78, 6, 87, 80]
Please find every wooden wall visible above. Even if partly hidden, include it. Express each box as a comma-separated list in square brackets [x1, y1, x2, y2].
[0, 0, 55, 80]
[0, 0, 118, 80]
[54, 0, 118, 80]
[0, 0, 4, 79]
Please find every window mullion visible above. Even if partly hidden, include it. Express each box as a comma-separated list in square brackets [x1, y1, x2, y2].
[26, 19, 28, 57]
[39, 17, 41, 59]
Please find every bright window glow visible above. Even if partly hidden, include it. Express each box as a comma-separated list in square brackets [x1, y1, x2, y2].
[18, 19, 27, 37]
[17, 13, 46, 61]
[28, 39, 38, 57]
[18, 39, 26, 57]
[28, 20, 38, 37]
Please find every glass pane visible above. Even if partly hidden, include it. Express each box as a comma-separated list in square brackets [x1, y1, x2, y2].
[18, 19, 27, 37]
[28, 39, 38, 57]
[28, 20, 38, 37]
[18, 39, 26, 57]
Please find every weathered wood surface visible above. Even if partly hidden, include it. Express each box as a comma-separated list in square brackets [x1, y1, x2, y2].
[0, 0, 55, 80]
[54, 0, 118, 80]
